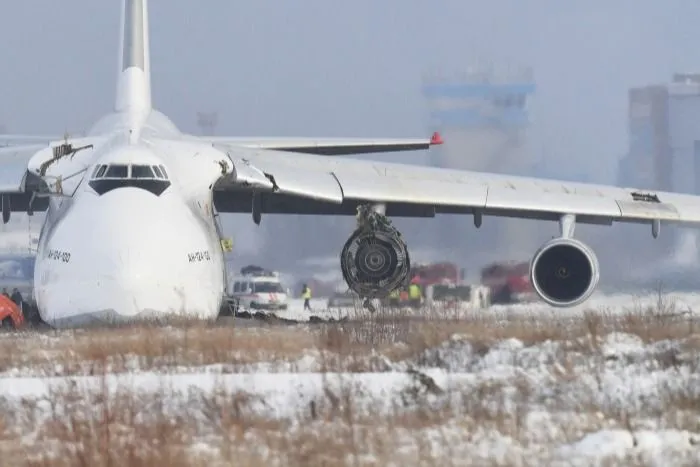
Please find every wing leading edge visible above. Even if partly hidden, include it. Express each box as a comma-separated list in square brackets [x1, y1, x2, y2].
[212, 147, 700, 228]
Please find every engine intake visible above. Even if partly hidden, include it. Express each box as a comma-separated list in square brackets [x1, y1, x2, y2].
[340, 225, 410, 299]
[530, 238, 599, 307]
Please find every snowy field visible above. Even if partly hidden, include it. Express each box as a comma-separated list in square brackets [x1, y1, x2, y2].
[0, 292, 698, 465]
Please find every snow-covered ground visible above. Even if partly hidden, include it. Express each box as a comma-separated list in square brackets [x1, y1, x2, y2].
[0, 292, 698, 465]
[273, 290, 700, 323]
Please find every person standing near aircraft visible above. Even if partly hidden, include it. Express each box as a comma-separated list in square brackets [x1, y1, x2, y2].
[408, 280, 422, 309]
[301, 284, 312, 311]
[10, 288, 23, 315]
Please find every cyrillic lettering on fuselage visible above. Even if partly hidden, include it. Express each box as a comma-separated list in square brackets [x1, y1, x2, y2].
[187, 250, 211, 263]
[47, 249, 71, 263]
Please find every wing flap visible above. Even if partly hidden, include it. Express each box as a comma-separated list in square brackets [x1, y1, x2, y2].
[616, 199, 681, 222]
[486, 186, 623, 219]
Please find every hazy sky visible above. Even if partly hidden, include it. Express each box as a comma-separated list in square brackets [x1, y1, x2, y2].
[2, 1, 699, 184]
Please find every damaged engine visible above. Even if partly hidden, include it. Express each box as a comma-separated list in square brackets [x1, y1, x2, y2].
[340, 205, 410, 299]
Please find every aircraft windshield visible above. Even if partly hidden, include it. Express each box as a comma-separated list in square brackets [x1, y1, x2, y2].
[104, 164, 129, 178]
[253, 282, 284, 293]
[131, 165, 155, 179]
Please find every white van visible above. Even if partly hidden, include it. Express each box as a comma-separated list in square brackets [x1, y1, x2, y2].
[227, 271, 288, 311]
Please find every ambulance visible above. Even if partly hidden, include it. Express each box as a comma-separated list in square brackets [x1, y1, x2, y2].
[227, 266, 288, 311]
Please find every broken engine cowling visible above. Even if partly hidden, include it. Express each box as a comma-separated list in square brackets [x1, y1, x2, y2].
[340, 226, 411, 299]
[530, 237, 600, 307]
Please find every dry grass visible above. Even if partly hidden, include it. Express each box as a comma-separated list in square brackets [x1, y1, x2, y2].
[0, 366, 697, 466]
[0, 303, 697, 376]
[0, 299, 697, 465]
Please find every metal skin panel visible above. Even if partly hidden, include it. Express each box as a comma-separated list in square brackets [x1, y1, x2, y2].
[237, 156, 344, 204]
[228, 159, 275, 191]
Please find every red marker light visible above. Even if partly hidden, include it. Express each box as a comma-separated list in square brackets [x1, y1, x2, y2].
[430, 131, 444, 145]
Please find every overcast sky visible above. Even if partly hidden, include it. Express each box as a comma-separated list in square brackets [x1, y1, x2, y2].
[1, 0, 699, 183]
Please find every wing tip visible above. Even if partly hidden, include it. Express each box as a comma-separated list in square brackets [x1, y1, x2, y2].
[430, 131, 444, 146]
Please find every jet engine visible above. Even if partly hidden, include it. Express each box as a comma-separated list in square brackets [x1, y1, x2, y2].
[340, 205, 410, 299]
[529, 237, 600, 307]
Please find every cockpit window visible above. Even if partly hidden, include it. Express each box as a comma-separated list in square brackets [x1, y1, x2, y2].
[159, 165, 169, 179]
[131, 164, 155, 179]
[104, 164, 128, 178]
[152, 165, 163, 178]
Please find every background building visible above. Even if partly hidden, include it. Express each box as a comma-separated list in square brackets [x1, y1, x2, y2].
[617, 85, 671, 191]
[611, 73, 700, 282]
[419, 63, 540, 268]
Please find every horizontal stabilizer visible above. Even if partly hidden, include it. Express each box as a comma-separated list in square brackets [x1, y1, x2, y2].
[0, 134, 62, 145]
[202, 131, 444, 156]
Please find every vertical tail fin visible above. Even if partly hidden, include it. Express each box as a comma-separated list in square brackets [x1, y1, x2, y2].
[115, 0, 152, 113]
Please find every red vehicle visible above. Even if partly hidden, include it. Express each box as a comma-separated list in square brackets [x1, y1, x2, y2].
[409, 262, 459, 287]
[0, 295, 24, 329]
[480, 261, 534, 304]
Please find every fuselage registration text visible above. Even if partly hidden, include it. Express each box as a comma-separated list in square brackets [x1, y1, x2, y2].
[47, 249, 71, 263]
[188, 250, 211, 263]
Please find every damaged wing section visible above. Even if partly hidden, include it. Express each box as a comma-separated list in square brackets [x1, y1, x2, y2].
[0, 138, 101, 220]
[214, 154, 344, 205]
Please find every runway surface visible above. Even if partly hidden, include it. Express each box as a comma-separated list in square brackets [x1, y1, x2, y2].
[225, 290, 700, 326]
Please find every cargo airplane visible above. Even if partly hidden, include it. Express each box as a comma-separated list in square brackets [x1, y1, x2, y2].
[1, 0, 698, 328]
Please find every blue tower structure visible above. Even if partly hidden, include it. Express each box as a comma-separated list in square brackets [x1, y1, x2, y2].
[421, 64, 539, 265]
[423, 72, 534, 129]
[422, 64, 535, 171]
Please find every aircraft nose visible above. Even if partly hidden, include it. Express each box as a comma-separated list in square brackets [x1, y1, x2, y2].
[35, 189, 222, 326]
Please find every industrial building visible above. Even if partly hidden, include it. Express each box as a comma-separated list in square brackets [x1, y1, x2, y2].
[618, 73, 700, 196]
[615, 73, 700, 271]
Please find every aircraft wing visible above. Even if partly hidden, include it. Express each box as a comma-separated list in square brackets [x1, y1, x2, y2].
[213, 147, 700, 228]
[0, 134, 63, 146]
[0, 138, 102, 215]
[199, 131, 443, 156]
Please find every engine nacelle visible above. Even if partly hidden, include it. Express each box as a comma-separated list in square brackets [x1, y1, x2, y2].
[340, 227, 411, 299]
[530, 237, 600, 307]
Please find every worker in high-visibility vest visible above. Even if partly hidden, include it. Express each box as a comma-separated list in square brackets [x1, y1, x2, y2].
[301, 284, 312, 311]
[408, 282, 422, 309]
[388, 289, 400, 308]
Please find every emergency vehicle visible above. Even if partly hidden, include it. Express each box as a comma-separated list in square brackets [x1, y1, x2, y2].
[227, 266, 288, 311]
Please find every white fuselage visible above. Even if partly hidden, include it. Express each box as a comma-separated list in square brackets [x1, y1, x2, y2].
[33, 110, 228, 327]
